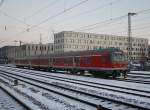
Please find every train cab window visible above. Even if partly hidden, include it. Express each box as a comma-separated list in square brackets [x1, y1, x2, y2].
[111, 52, 127, 62]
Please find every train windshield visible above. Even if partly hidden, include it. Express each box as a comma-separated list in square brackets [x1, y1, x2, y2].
[111, 52, 127, 62]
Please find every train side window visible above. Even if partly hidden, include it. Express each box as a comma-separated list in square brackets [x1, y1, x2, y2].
[74, 57, 80, 64]
[64, 58, 67, 64]
[84, 57, 91, 64]
[64, 57, 73, 64]
[68, 57, 73, 64]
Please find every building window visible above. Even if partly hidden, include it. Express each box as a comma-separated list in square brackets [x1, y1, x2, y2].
[90, 40, 93, 44]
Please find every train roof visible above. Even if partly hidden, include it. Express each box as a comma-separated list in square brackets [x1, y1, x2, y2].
[16, 48, 123, 59]
[49, 48, 123, 57]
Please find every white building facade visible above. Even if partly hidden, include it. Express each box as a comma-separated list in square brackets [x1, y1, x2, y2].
[0, 43, 54, 63]
[16, 43, 54, 58]
[54, 31, 148, 60]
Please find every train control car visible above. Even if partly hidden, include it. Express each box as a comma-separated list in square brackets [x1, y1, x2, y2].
[15, 48, 129, 78]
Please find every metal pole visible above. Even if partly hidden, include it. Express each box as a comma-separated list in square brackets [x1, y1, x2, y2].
[19, 41, 22, 58]
[128, 12, 136, 61]
[128, 13, 131, 61]
[40, 33, 42, 56]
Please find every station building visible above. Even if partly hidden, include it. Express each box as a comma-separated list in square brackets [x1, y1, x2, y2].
[54, 31, 148, 60]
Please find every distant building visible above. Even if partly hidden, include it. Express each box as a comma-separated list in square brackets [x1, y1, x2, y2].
[0, 46, 17, 63]
[15, 43, 54, 58]
[0, 31, 148, 63]
[0, 43, 54, 63]
[54, 31, 148, 60]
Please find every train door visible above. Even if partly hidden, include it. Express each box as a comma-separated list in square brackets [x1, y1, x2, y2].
[74, 56, 80, 67]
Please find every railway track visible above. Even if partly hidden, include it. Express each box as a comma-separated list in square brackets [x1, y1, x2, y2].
[0, 72, 96, 110]
[128, 74, 150, 79]
[0, 86, 29, 110]
[6, 64, 150, 85]
[4, 66, 150, 98]
[118, 71, 150, 84]
[0, 66, 150, 110]
[10, 65, 150, 85]
[117, 78, 150, 84]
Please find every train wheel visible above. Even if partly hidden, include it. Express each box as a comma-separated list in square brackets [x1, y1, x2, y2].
[112, 71, 117, 79]
[112, 74, 116, 79]
[71, 69, 75, 74]
[123, 71, 128, 79]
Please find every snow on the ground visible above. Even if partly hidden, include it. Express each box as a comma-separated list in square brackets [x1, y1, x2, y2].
[128, 73, 150, 76]
[0, 88, 27, 110]
[0, 74, 95, 110]
[1, 66, 150, 109]
[126, 77, 150, 82]
[130, 71, 150, 74]
[3, 65, 149, 92]
[16, 70, 150, 96]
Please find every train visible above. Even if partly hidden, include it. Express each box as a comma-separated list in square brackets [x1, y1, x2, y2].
[15, 48, 129, 78]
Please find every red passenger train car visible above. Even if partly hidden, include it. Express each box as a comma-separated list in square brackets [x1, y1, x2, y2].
[15, 48, 129, 78]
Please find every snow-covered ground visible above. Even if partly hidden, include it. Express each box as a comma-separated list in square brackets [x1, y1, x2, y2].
[127, 70, 150, 83]
[4, 66, 150, 92]
[0, 87, 27, 110]
[1, 66, 150, 92]
[130, 71, 150, 74]
[1, 66, 150, 109]
[0, 75, 95, 110]
[3, 66, 150, 97]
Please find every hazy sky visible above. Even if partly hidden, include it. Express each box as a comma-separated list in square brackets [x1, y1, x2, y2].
[0, 0, 150, 47]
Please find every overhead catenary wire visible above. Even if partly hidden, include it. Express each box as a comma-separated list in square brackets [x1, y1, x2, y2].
[92, 24, 150, 38]
[73, 14, 127, 31]
[0, 10, 30, 26]
[0, 1, 61, 33]
[87, 23, 150, 38]
[14, 7, 150, 35]
[35, 0, 123, 35]
[75, 10, 150, 33]
[29, 0, 88, 29]
[90, 18, 150, 33]
[14, 7, 150, 42]
[10, 0, 89, 38]
[24, 0, 60, 20]
[49, 0, 122, 26]
[71, 8, 150, 32]
[78, 16, 150, 37]
[3, 1, 150, 45]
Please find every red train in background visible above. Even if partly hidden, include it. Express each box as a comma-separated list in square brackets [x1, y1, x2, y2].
[15, 48, 129, 78]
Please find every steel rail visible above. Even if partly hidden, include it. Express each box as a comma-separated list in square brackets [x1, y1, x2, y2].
[0, 80, 32, 110]
[0, 69, 149, 110]
[8, 68, 150, 98]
